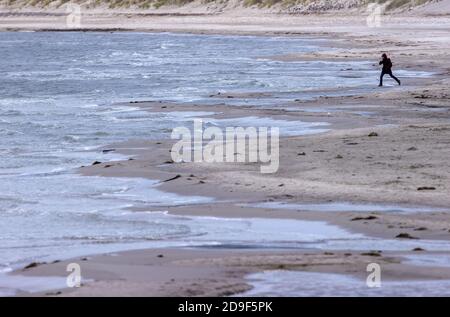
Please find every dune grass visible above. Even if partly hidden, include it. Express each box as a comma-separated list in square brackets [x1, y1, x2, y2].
[0, 0, 435, 10]
[368, 0, 431, 11]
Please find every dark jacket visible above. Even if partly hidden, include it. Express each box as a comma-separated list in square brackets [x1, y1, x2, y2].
[379, 58, 393, 72]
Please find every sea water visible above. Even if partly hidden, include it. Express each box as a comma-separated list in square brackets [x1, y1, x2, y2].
[239, 270, 450, 297]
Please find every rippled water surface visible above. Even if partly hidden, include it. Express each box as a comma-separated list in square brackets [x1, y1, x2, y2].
[239, 270, 450, 297]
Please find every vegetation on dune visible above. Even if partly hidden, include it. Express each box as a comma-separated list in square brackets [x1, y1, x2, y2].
[0, 0, 437, 10]
[369, 0, 431, 11]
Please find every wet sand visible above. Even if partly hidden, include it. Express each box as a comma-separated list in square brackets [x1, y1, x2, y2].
[15, 248, 450, 297]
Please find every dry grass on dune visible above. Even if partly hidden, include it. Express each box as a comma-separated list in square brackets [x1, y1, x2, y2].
[0, 0, 438, 11]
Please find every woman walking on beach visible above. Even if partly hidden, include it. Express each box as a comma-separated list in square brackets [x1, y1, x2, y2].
[379, 53, 401, 87]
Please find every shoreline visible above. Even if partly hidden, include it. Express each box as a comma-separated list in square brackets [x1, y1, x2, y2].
[18, 98, 450, 296]
[5, 12, 450, 296]
[15, 247, 450, 297]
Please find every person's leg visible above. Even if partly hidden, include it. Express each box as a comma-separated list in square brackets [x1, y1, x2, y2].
[389, 71, 401, 85]
[379, 71, 385, 86]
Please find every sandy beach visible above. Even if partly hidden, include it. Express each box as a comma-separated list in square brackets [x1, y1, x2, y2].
[3, 2, 450, 297]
